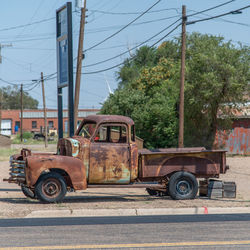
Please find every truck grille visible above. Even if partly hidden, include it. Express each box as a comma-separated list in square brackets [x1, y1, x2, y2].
[9, 156, 26, 183]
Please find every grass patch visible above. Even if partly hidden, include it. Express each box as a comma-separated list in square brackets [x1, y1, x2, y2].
[0, 148, 19, 161]
[11, 134, 57, 145]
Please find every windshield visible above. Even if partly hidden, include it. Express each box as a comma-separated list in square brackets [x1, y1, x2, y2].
[78, 122, 96, 138]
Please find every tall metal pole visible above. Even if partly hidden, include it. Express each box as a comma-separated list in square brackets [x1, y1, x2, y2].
[57, 88, 63, 139]
[41, 72, 48, 148]
[178, 5, 186, 148]
[67, 3, 74, 137]
[20, 84, 23, 142]
[74, 0, 87, 131]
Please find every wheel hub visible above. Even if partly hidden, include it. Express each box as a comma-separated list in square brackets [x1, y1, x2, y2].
[43, 179, 61, 197]
[176, 180, 191, 195]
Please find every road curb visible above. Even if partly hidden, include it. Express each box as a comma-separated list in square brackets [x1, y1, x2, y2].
[25, 206, 250, 218]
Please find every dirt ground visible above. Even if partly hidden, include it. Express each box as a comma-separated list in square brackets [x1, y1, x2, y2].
[0, 151, 249, 218]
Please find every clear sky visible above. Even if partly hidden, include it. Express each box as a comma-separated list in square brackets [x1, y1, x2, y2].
[0, 0, 249, 110]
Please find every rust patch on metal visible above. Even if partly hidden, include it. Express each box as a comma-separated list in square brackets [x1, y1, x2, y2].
[25, 154, 87, 190]
[139, 150, 226, 180]
[89, 143, 130, 184]
[130, 142, 138, 182]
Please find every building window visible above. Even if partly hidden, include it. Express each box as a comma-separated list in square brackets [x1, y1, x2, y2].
[15, 121, 20, 134]
[32, 121, 37, 129]
[48, 121, 54, 128]
[15, 121, 20, 128]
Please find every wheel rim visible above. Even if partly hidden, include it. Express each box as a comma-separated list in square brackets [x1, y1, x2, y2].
[176, 179, 192, 195]
[42, 178, 61, 198]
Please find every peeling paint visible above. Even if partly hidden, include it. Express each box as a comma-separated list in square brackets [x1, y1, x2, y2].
[69, 138, 80, 157]
[214, 119, 250, 155]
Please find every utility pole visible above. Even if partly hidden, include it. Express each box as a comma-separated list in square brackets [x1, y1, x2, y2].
[74, 0, 87, 131]
[41, 72, 48, 148]
[178, 5, 186, 148]
[20, 84, 23, 142]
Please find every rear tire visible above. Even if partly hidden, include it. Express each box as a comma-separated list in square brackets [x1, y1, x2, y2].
[168, 172, 198, 200]
[35, 172, 67, 203]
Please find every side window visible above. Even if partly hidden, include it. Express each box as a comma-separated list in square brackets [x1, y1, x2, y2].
[94, 124, 127, 143]
[48, 121, 54, 128]
[32, 121, 37, 129]
[110, 126, 127, 143]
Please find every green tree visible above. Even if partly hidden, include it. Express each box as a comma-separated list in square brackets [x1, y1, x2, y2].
[183, 33, 250, 147]
[102, 33, 250, 149]
[0, 86, 38, 109]
[102, 58, 179, 148]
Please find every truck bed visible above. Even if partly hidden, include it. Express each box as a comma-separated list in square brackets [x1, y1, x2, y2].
[138, 147, 227, 180]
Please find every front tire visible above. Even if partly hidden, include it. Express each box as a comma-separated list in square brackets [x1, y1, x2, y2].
[21, 184, 36, 199]
[168, 172, 198, 200]
[35, 172, 67, 203]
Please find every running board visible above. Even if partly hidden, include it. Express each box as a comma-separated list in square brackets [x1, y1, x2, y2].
[87, 183, 165, 189]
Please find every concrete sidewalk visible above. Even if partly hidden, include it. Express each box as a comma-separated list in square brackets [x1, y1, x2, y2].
[25, 206, 250, 218]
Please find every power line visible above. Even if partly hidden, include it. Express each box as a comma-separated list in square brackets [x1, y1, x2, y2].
[24, 81, 41, 92]
[187, 5, 250, 25]
[187, 0, 236, 17]
[85, 15, 180, 35]
[84, 0, 162, 52]
[87, 0, 123, 24]
[82, 22, 181, 75]
[10, 47, 55, 51]
[188, 8, 250, 27]
[87, 34, 180, 51]
[0, 78, 39, 88]
[2, 14, 180, 44]
[83, 18, 181, 68]
[16, 0, 46, 40]
[0, 17, 55, 33]
[0, 10, 77, 33]
[2, 56, 40, 74]
[89, 8, 180, 15]
[0, 78, 18, 86]
[1, 36, 54, 44]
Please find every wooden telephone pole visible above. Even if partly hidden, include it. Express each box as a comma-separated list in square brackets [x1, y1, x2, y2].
[74, 0, 87, 131]
[41, 72, 48, 148]
[178, 5, 186, 148]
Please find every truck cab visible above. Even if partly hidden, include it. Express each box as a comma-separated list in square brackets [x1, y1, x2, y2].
[58, 115, 139, 184]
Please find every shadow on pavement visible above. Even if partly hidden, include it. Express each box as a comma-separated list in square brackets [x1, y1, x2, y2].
[0, 194, 161, 204]
[0, 188, 21, 192]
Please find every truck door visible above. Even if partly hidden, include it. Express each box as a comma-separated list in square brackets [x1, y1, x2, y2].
[89, 124, 130, 184]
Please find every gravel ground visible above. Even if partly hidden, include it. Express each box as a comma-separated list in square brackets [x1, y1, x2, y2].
[0, 153, 249, 218]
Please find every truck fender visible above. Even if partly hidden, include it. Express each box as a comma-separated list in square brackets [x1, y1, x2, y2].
[26, 155, 87, 190]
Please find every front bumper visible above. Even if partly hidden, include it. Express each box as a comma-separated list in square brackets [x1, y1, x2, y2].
[3, 156, 26, 184]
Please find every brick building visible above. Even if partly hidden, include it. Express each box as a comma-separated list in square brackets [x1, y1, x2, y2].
[0, 109, 100, 136]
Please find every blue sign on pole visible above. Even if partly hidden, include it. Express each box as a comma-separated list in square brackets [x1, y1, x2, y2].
[56, 4, 70, 88]
[56, 2, 74, 138]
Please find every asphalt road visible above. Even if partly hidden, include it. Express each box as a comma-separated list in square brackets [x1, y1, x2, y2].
[0, 214, 250, 249]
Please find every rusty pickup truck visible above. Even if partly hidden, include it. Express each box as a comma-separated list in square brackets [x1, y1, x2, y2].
[4, 115, 228, 203]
